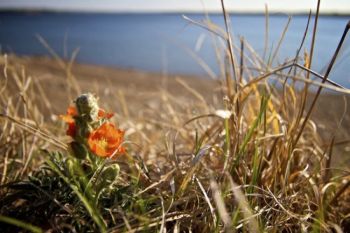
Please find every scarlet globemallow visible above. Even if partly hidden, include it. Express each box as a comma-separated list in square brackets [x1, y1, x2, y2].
[87, 122, 125, 157]
[60, 93, 126, 159]
[60, 106, 78, 137]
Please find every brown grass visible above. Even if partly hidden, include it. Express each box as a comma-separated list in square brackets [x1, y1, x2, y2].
[0, 4, 350, 231]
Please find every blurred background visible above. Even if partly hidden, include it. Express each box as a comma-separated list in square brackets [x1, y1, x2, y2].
[0, 0, 349, 85]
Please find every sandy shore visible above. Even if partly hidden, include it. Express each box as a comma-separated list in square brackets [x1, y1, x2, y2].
[2, 54, 350, 165]
[5, 55, 219, 112]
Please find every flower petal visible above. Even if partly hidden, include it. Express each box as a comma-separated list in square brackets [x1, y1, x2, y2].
[67, 106, 78, 116]
[98, 109, 114, 119]
[87, 122, 125, 157]
[66, 122, 77, 137]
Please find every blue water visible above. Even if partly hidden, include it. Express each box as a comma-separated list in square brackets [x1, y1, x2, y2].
[0, 12, 349, 86]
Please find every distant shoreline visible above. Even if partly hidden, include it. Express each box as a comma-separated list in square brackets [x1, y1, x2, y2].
[0, 9, 349, 17]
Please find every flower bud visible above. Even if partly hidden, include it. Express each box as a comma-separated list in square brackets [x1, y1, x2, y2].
[75, 93, 99, 122]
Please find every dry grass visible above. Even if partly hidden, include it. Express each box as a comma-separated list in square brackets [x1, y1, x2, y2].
[0, 2, 350, 232]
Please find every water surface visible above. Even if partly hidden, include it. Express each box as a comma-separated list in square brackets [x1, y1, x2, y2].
[0, 12, 349, 86]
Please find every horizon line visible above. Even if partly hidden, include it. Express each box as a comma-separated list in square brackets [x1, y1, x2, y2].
[1, 8, 350, 16]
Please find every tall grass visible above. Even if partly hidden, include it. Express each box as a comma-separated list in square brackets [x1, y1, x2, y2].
[1, 1, 350, 232]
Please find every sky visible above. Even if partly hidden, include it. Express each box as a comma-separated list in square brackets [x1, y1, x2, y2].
[0, 0, 350, 14]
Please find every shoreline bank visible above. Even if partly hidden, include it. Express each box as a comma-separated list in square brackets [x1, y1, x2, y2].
[2, 54, 350, 165]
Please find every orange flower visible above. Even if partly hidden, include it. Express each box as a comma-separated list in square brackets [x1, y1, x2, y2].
[98, 109, 114, 119]
[60, 106, 78, 137]
[87, 122, 125, 157]
[60, 106, 114, 138]
[66, 122, 77, 138]
[61, 106, 113, 122]
[60, 106, 77, 124]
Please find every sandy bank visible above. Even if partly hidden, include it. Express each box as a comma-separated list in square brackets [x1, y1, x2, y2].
[1, 54, 350, 165]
